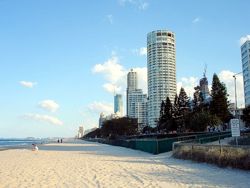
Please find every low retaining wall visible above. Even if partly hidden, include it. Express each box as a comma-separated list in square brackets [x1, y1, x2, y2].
[85, 132, 231, 155]
[173, 143, 250, 170]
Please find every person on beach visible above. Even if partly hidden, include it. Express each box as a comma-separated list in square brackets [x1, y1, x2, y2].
[60, 139, 63, 143]
[32, 144, 38, 151]
[57, 139, 60, 143]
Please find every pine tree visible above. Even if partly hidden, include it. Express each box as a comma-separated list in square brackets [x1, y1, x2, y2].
[210, 73, 230, 123]
[158, 100, 166, 126]
[158, 97, 173, 132]
[172, 94, 179, 118]
[177, 87, 190, 132]
[160, 101, 165, 119]
[164, 97, 175, 132]
[164, 97, 172, 119]
[178, 87, 189, 109]
[193, 85, 207, 112]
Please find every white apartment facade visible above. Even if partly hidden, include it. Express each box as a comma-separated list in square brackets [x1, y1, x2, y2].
[126, 69, 138, 115]
[127, 70, 147, 129]
[127, 89, 147, 130]
[147, 30, 176, 127]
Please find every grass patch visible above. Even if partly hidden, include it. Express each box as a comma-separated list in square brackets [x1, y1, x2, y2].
[173, 144, 250, 170]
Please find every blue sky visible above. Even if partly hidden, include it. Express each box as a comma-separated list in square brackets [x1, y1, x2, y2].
[0, 0, 249, 138]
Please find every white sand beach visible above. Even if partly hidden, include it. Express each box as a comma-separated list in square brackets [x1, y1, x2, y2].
[0, 140, 249, 188]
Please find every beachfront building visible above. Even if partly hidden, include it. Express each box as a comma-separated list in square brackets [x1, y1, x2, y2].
[114, 94, 123, 116]
[126, 69, 147, 130]
[127, 89, 147, 131]
[241, 40, 250, 107]
[77, 126, 84, 138]
[147, 30, 176, 127]
[126, 69, 138, 115]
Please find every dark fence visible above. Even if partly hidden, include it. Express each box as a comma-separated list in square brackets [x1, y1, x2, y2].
[85, 131, 232, 154]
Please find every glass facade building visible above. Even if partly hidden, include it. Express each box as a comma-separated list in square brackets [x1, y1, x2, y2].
[241, 40, 250, 107]
[114, 94, 123, 116]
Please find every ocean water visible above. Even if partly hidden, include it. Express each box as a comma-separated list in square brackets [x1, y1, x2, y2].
[0, 139, 43, 149]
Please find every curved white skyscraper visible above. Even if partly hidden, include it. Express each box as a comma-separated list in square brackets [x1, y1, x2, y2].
[147, 30, 176, 127]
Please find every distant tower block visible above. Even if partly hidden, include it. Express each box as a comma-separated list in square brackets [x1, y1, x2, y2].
[78, 126, 84, 138]
[200, 65, 210, 100]
[114, 94, 123, 116]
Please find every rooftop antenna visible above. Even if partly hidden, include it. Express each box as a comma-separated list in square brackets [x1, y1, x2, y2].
[203, 63, 207, 78]
[113, 85, 116, 96]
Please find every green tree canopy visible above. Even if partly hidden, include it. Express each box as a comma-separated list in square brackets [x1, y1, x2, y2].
[158, 97, 175, 132]
[101, 117, 138, 138]
[188, 111, 222, 132]
[210, 73, 231, 123]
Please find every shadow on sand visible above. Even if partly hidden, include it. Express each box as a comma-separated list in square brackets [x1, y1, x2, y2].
[39, 141, 153, 157]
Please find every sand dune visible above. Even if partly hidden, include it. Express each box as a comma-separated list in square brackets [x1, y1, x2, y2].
[0, 140, 249, 188]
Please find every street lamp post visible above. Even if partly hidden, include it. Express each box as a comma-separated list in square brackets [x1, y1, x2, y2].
[233, 72, 242, 146]
[233, 75, 237, 118]
[233, 72, 242, 118]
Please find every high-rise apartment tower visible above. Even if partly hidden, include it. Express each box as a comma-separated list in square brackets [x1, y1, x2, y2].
[114, 94, 123, 116]
[126, 70, 147, 129]
[126, 69, 138, 115]
[147, 30, 176, 127]
[241, 40, 250, 107]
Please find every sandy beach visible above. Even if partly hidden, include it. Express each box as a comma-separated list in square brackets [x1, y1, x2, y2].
[0, 140, 249, 188]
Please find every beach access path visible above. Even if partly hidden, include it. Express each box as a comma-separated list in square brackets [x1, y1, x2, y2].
[0, 139, 249, 188]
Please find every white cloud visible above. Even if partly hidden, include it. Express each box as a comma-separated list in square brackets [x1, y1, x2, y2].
[92, 53, 148, 95]
[103, 83, 122, 94]
[92, 56, 126, 83]
[92, 55, 127, 94]
[118, 0, 149, 10]
[23, 113, 63, 126]
[106, 14, 113, 24]
[19, 81, 37, 88]
[218, 70, 244, 107]
[88, 101, 113, 115]
[177, 77, 199, 97]
[39, 100, 60, 112]
[239, 35, 250, 45]
[192, 17, 200, 24]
